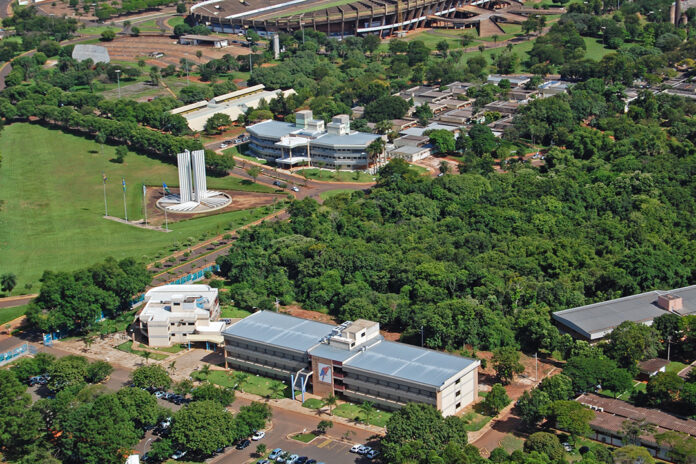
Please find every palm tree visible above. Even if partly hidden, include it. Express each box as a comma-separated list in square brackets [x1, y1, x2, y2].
[269, 382, 286, 400]
[168, 360, 177, 375]
[200, 364, 210, 378]
[359, 401, 375, 425]
[366, 138, 385, 169]
[323, 394, 338, 416]
[0, 273, 16, 294]
[234, 372, 250, 392]
[82, 335, 95, 351]
[142, 350, 151, 364]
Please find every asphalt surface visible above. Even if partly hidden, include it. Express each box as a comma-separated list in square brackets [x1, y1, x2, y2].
[0, 294, 36, 308]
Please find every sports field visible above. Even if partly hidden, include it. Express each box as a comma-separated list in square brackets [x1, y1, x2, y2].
[0, 123, 273, 291]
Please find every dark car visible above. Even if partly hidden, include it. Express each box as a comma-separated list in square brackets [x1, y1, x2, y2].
[296, 457, 308, 464]
[236, 439, 251, 450]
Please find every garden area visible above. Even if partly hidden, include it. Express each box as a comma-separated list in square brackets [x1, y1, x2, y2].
[295, 168, 375, 183]
[207, 369, 291, 399]
[116, 341, 169, 360]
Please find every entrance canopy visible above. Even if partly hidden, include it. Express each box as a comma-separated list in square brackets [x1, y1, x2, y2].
[276, 156, 310, 166]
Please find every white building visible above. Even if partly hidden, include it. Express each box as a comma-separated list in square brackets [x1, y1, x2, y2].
[137, 284, 223, 347]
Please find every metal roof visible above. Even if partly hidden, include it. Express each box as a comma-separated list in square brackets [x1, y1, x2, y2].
[553, 284, 696, 339]
[312, 131, 379, 148]
[71, 44, 110, 64]
[247, 120, 296, 138]
[309, 337, 383, 363]
[344, 340, 478, 388]
[223, 310, 332, 353]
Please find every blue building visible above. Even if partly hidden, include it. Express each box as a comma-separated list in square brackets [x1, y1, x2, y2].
[246, 111, 382, 170]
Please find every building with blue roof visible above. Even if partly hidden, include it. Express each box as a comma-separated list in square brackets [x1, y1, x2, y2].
[246, 111, 382, 170]
[222, 311, 479, 416]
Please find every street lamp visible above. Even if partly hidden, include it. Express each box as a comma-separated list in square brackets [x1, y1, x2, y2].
[115, 69, 121, 99]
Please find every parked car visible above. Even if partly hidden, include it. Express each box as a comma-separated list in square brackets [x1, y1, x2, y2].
[286, 455, 299, 464]
[257, 461, 270, 464]
[350, 444, 363, 453]
[291, 186, 299, 192]
[220, 143, 228, 148]
[252, 430, 266, 440]
[154, 391, 167, 399]
[306, 460, 317, 464]
[276, 452, 290, 463]
[358, 446, 372, 455]
[562, 442, 573, 452]
[269, 448, 283, 460]
[296, 457, 308, 464]
[236, 439, 251, 450]
[367, 450, 380, 459]
[171, 450, 187, 460]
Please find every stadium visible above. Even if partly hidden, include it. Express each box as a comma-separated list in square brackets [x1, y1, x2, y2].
[190, 0, 563, 38]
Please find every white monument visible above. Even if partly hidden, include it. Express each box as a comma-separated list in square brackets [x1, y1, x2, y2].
[158, 150, 231, 213]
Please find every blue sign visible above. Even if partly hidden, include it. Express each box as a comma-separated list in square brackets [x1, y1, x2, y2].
[43, 333, 53, 346]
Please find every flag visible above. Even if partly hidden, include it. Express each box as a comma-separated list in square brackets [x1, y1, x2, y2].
[122, 178, 126, 192]
[102, 172, 107, 184]
[163, 183, 172, 195]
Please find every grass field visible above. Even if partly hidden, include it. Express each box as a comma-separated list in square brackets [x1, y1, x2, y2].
[0, 304, 29, 326]
[292, 433, 317, 443]
[333, 403, 392, 427]
[666, 361, 688, 374]
[296, 168, 374, 183]
[79, 26, 117, 36]
[207, 370, 290, 398]
[0, 123, 274, 291]
[167, 16, 185, 28]
[219, 307, 252, 318]
[461, 410, 492, 432]
[319, 189, 354, 201]
[116, 341, 169, 360]
[302, 398, 324, 409]
[499, 434, 525, 453]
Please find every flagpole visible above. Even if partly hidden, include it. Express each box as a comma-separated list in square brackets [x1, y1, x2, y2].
[143, 184, 147, 226]
[164, 207, 168, 231]
[102, 173, 108, 217]
[122, 178, 128, 221]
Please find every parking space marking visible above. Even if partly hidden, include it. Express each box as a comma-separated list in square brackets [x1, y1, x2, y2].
[316, 439, 332, 448]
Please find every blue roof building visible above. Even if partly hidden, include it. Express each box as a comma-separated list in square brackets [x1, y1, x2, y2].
[223, 311, 479, 416]
[246, 111, 381, 170]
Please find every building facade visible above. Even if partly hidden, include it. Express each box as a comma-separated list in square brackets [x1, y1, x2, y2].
[137, 284, 223, 347]
[223, 311, 479, 416]
[246, 111, 381, 170]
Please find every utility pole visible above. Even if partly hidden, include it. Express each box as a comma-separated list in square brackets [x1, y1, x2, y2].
[667, 336, 672, 361]
[102, 173, 108, 216]
[534, 352, 538, 382]
[420, 326, 424, 347]
[115, 69, 121, 99]
[122, 178, 128, 221]
[142, 184, 147, 225]
[164, 207, 168, 231]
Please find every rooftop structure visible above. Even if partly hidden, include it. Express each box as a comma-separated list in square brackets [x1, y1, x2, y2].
[578, 393, 696, 461]
[0, 337, 30, 366]
[179, 34, 230, 47]
[170, 84, 296, 131]
[223, 311, 479, 415]
[247, 111, 381, 170]
[401, 122, 459, 137]
[553, 284, 696, 340]
[637, 358, 670, 377]
[487, 74, 530, 87]
[72, 44, 110, 64]
[137, 284, 223, 347]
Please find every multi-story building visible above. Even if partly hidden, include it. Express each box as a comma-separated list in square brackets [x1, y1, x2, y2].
[223, 311, 479, 416]
[246, 111, 381, 170]
[137, 284, 223, 347]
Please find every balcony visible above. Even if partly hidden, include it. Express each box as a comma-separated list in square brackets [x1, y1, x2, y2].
[334, 383, 345, 391]
[333, 371, 344, 379]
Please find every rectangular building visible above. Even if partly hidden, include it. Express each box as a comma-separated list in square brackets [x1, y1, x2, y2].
[137, 284, 223, 347]
[223, 311, 479, 416]
[247, 111, 382, 170]
[553, 285, 696, 341]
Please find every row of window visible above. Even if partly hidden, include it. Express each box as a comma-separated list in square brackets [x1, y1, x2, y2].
[226, 341, 306, 364]
[346, 373, 436, 398]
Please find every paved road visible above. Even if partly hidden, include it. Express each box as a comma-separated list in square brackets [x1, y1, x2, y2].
[0, 294, 36, 308]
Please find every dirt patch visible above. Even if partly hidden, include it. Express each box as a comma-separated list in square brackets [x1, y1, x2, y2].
[144, 187, 284, 227]
[101, 35, 251, 70]
[280, 306, 338, 324]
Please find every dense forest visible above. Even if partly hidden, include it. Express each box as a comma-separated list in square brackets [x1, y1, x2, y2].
[218, 87, 696, 354]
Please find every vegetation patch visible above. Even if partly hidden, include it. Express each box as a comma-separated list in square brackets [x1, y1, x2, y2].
[333, 403, 392, 427]
[292, 432, 317, 443]
[207, 369, 289, 398]
[0, 304, 29, 326]
[116, 341, 169, 360]
[461, 410, 492, 432]
[219, 306, 253, 319]
[302, 398, 324, 409]
[296, 168, 374, 183]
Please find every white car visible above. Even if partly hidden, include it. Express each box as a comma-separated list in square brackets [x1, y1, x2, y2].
[252, 430, 266, 440]
[350, 444, 363, 453]
[171, 450, 187, 460]
[562, 442, 573, 452]
[220, 143, 228, 148]
[358, 446, 372, 455]
[291, 186, 299, 192]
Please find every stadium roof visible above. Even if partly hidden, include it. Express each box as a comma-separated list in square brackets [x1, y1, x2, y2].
[343, 340, 478, 388]
[223, 310, 331, 353]
[552, 284, 696, 340]
[72, 44, 110, 64]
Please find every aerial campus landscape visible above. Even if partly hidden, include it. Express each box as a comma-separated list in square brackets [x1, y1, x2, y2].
[3, 0, 696, 463]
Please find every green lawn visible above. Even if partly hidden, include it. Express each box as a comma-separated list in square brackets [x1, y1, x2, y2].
[116, 341, 169, 360]
[499, 434, 525, 454]
[167, 16, 185, 28]
[224, 146, 268, 165]
[461, 410, 492, 432]
[219, 306, 252, 319]
[0, 123, 274, 291]
[292, 433, 317, 443]
[207, 369, 290, 398]
[138, 343, 184, 353]
[333, 403, 392, 427]
[0, 304, 29, 326]
[666, 361, 688, 374]
[296, 168, 374, 183]
[302, 398, 324, 409]
[131, 19, 162, 32]
[599, 381, 646, 401]
[583, 36, 618, 61]
[319, 189, 355, 201]
[79, 26, 117, 36]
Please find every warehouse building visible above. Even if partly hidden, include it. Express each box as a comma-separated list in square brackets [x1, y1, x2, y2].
[137, 284, 224, 347]
[223, 311, 479, 416]
[552, 284, 696, 341]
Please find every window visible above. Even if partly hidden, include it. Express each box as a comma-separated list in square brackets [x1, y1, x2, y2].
[455, 378, 460, 385]
[456, 402, 461, 409]
[455, 390, 461, 397]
